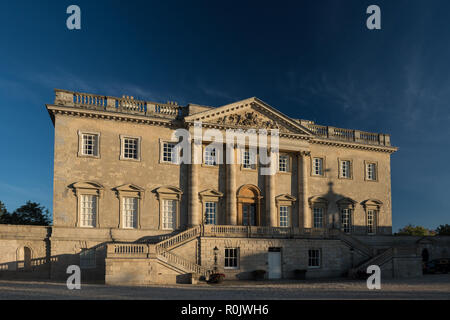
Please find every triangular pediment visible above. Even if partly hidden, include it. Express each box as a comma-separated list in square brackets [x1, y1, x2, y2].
[184, 97, 313, 136]
[276, 194, 297, 202]
[154, 186, 183, 195]
[71, 181, 104, 190]
[199, 189, 223, 198]
[114, 184, 144, 192]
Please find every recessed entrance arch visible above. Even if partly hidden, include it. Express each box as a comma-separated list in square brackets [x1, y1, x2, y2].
[237, 184, 262, 226]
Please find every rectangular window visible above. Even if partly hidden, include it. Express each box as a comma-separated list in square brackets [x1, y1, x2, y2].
[312, 158, 323, 176]
[313, 207, 323, 228]
[123, 197, 137, 229]
[279, 206, 290, 227]
[123, 138, 139, 160]
[81, 133, 99, 156]
[204, 146, 217, 166]
[162, 199, 177, 230]
[204, 201, 217, 225]
[308, 249, 321, 268]
[242, 149, 256, 169]
[366, 163, 377, 181]
[224, 248, 239, 269]
[80, 195, 97, 227]
[367, 210, 376, 234]
[279, 155, 289, 172]
[341, 209, 352, 233]
[340, 160, 351, 179]
[80, 249, 96, 269]
[163, 142, 177, 163]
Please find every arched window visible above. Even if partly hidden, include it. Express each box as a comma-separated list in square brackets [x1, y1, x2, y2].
[237, 185, 262, 226]
[17, 246, 32, 271]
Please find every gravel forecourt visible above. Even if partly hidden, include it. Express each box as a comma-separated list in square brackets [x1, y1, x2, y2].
[0, 274, 449, 300]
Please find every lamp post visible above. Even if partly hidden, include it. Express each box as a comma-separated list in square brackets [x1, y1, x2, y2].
[213, 246, 219, 272]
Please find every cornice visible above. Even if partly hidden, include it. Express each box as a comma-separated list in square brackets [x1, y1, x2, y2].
[46, 104, 181, 129]
[310, 137, 398, 153]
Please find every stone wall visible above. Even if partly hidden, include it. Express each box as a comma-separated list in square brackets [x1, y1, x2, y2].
[0, 225, 50, 279]
[105, 258, 190, 285]
[199, 237, 367, 280]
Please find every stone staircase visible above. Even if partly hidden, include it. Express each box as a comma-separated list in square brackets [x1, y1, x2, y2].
[155, 225, 201, 251]
[108, 226, 212, 280]
[329, 229, 373, 258]
[154, 225, 212, 279]
[348, 247, 394, 278]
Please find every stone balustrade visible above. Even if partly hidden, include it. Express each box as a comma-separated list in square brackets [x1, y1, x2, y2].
[54, 89, 183, 119]
[304, 122, 391, 146]
[202, 224, 329, 239]
[107, 243, 151, 258]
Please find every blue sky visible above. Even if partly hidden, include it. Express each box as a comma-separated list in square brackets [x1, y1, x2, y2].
[0, 0, 449, 231]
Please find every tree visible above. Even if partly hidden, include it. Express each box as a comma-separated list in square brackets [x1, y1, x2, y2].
[436, 224, 450, 236]
[0, 201, 6, 215]
[396, 224, 434, 236]
[0, 201, 51, 226]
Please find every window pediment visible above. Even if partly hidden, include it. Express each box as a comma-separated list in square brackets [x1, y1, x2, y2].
[309, 196, 328, 208]
[199, 189, 223, 201]
[362, 199, 383, 209]
[276, 194, 297, 203]
[71, 181, 104, 197]
[155, 186, 183, 200]
[337, 197, 357, 209]
[114, 184, 144, 198]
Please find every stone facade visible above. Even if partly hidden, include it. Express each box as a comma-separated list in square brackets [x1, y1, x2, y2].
[0, 89, 444, 284]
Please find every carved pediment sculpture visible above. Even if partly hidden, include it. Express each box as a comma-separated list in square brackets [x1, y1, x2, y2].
[217, 111, 284, 131]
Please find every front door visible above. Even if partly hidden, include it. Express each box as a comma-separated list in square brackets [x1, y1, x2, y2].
[242, 204, 256, 226]
[268, 248, 282, 279]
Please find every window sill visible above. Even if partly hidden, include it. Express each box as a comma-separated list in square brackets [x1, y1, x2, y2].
[159, 161, 180, 166]
[201, 163, 219, 168]
[78, 154, 100, 159]
[120, 157, 141, 162]
[240, 167, 257, 171]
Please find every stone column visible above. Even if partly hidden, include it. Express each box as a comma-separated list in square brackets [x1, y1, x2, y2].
[298, 151, 310, 229]
[265, 152, 277, 227]
[189, 141, 200, 226]
[226, 147, 237, 225]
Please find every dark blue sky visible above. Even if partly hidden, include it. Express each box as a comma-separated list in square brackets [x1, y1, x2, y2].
[0, 0, 449, 231]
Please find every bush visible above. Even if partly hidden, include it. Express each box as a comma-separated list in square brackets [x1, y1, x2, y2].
[207, 273, 225, 284]
[293, 269, 307, 280]
[252, 270, 266, 280]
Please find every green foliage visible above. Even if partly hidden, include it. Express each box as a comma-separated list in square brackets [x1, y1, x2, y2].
[396, 224, 435, 236]
[435, 224, 450, 236]
[0, 201, 7, 215]
[0, 201, 51, 226]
